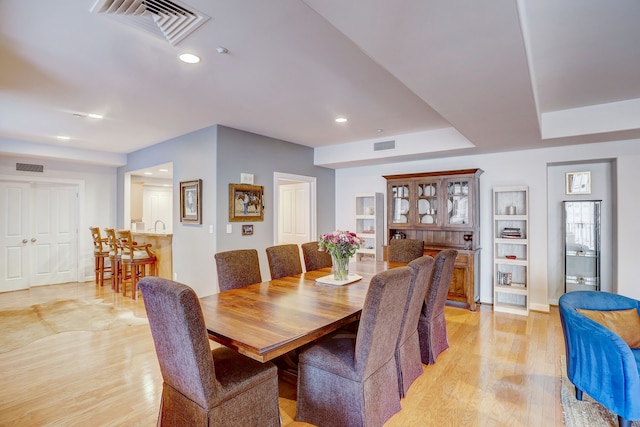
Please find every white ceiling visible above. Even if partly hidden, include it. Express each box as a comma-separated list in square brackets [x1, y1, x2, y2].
[1, 0, 639, 166]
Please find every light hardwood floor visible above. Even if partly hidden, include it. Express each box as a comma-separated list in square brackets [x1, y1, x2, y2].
[0, 281, 565, 426]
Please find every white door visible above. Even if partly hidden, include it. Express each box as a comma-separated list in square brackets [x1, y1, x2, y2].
[31, 184, 78, 286]
[142, 187, 172, 233]
[0, 182, 30, 292]
[0, 182, 78, 292]
[278, 182, 311, 245]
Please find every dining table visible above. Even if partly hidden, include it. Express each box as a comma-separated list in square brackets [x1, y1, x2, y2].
[199, 260, 403, 363]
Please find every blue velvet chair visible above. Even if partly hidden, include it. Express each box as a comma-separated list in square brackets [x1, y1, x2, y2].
[559, 291, 640, 427]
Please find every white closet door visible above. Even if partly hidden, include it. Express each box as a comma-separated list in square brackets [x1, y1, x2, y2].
[0, 182, 30, 292]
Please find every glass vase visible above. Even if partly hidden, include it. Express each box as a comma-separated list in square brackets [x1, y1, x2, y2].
[331, 253, 350, 281]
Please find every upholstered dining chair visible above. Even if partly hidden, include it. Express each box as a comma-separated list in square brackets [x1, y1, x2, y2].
[117, 229, 156, 299]
[296, 266, 414, 427]
[388, 238, 425, 263]
[265, 244, 303, 279]
[89, 226, 111, 286]
[104, 228, 122, 292]
[396, 255, 435, 397]
[214, 249, 262, 292]
[138, 277, 281, 427]
[417, 249, 457, 365]
[301, 241, 332, 272]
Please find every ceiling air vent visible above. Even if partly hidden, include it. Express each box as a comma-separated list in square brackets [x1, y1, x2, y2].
[90, 0, 210, 46]
[16, 163, 44, 173]
[373, 140, 396, 151]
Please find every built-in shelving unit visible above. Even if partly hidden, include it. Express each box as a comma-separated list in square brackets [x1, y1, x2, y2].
[564, 200, 601, 293]
[493, 186, 529, 315]
[355, 193, 384, 261]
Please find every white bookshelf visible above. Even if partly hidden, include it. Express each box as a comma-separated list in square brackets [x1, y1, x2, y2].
[493, 186, 529, 315]
[355, 193, 384, 261]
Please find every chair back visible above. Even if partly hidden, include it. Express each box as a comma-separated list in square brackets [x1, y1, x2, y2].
[422, 249, 457, 320]
[117, 229, 154, 258]
[214, 249, 262, 291]
[265, 244, 303, 279]
[90, 226, 107, 253]
[104, 228, 119, 254]
[402, 256, 435, 345]
[139, 277, 220, 408]
[355, 266, 413, 378]
[389, 239, 424, 263]
[301, 241, 332, 271]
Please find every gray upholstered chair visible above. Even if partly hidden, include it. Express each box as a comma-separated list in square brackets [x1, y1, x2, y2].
[389, 238, 424, 263]
[214, 249, 262, 291]
[396, 255, 435, 397]
[265, 244, 303, 279]
[418, 249, 457, 364]
[138, 277, 281, 427]
[301, 241, 332, 271]
[296, 266, 414, 427]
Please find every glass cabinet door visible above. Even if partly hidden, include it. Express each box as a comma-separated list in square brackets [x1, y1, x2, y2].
[564, 200, 601, 292]
[389, 183, 411, 225]
[444, 178, 471, 227]
[416, 181, 438, 226]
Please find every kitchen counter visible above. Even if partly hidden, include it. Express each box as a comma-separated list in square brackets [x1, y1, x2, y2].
[132, 232, 172, 280]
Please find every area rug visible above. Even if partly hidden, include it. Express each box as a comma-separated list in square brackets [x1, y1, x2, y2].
[0, 299, 148, 354]
[560, 355, 639, 427]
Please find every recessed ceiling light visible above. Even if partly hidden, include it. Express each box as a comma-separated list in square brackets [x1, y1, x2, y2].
[87, 113, 103, 119]
[335, 117, 348, 123]
[144, 172, 153, 175]
[376, 128, 384, 133]
[159, 168, 169, 172]
[56, 135, 70, 140]
[216, 46, 229, 54]
[179, 53, 200, 64]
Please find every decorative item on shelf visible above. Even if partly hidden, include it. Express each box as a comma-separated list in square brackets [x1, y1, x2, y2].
[497, 271, 512, 286]
[319, 230, 364, 281]
[505, 255, 517, 260]
[506, 205, 516, 215]
[501, 227, 522, 238]
[392, 231, 406, 239]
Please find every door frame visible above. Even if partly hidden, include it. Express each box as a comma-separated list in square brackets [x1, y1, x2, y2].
[273, 172, 317, 245]
[0, 174, 84, 285]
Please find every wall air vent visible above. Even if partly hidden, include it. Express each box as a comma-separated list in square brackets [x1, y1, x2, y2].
[90, 0, 210, 46]
[373, 140, 396, 151]
[16, 163, 44, 173]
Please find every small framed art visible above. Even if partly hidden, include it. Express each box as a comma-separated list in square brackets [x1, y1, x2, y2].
[242, 224, 254, 235]
[566, 172, 591, 195]
[180, 179, 202, 224]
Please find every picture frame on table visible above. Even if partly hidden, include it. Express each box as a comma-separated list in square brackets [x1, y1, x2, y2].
[180, 179, 202, 224]
[229, 183, 264, 222]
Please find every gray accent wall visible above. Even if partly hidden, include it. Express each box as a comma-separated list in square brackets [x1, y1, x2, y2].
[216, 125, 335, 282]
[118, 126, 218, 296]
[118, 124, 335, 296]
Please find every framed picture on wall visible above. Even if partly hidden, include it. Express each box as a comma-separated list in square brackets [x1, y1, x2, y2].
[242, 224, 254, 235]
[180, 179, 202, 224]
[229, 183, 264, 222]
[566, 171, 591, 195]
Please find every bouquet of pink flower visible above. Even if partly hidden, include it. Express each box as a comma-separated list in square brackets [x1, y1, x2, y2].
[318, 230, 364, 258]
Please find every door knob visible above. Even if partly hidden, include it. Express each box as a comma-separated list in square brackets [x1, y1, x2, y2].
[22, 239, 28, 244]
[31, 238, 37, 242]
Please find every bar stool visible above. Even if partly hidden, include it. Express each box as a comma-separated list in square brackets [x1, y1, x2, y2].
[89, 226, 111, 286]
[104, 228, 122, 292]
[117, 229, 157, 299]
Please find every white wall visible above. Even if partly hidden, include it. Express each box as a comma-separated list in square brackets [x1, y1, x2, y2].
[334, 138, 640, 309]
[0, 155, 118, 281]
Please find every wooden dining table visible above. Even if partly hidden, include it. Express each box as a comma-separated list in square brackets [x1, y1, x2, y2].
[199, 261, 402, 363]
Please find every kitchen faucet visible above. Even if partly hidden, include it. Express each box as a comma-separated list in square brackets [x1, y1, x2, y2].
[154, 220, 166, 234]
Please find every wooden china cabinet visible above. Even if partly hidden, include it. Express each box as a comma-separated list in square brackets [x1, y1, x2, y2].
[384, 169, 483, 311]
